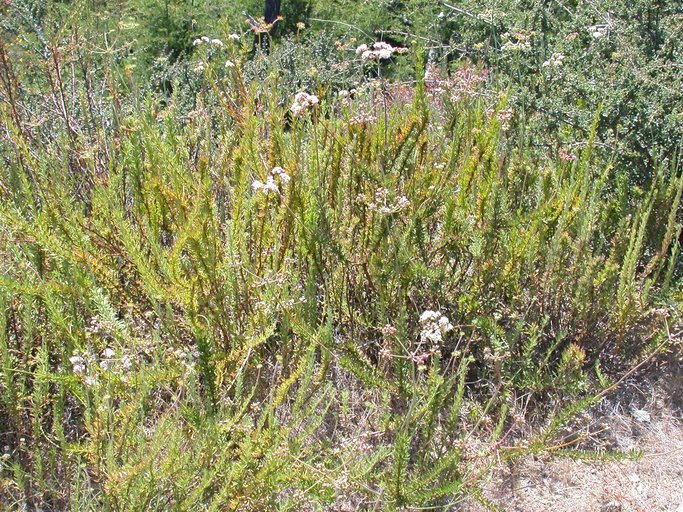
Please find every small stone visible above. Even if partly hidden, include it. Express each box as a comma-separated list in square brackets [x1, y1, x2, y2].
[600, 501, 622, 512]
[631, 408, 651, 423]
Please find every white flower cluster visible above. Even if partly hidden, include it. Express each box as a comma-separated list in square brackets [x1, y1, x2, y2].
[291, 92, 319, 117]
[85, 313, 123, 338]
[542, 52, 565, 68]
[192, 36, 225, 47]
[380, 324, 397, 335]
[486, 107, 514, 130]
[169, 347, 200, 370]
[270, 166, 290, 183]
[501, 32, 532, 52]
[497, 107, 514, 129]
[355, 42, 407, 61]
[349, 112, 377, 126]
[368, 187, 410, 214]
[419, 310, 454, 346]
[501, 40, 531, 51]
[99, 347, 133, 373]
[69, 347, 133, 386]
[252, 166, 291, 196]
[69, 354, 87, 375]
[589, 25, 607, 38]
[337, 88, 355, 99]
[424, 64, 489, 103]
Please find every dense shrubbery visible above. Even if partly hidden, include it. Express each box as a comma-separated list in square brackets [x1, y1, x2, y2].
[0, 1, 681, 510]
[3, 0, 678, 177]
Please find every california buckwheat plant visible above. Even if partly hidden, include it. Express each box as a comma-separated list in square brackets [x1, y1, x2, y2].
[419, 310, 454, 346]
[252, 166, 291, 195]
[0, 1, 680, 510]
[291, 91, 319, 116]
[356, 41, 408, 61]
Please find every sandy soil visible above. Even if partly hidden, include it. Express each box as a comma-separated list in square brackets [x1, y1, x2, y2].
[463, 366, 683, 512]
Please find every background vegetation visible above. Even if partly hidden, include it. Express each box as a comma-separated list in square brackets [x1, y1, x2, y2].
[0, 0, 681, 510]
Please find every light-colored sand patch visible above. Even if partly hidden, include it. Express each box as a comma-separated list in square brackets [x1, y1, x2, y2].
[464, 386, 683, 511]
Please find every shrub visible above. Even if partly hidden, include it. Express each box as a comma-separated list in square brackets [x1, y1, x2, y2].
[0, 3, 680, 509]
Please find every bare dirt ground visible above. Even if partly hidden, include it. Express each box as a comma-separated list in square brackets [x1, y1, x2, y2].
[463, 357, 683, 512]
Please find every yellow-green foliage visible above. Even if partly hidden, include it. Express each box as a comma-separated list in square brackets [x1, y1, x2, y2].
[0, 43, 679, 509]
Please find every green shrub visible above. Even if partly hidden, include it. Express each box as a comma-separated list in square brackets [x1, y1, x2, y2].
[0, 3, 680, 509]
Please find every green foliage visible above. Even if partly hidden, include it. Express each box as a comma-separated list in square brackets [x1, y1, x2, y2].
[4, 0, 678, 180]
[0, 2, 680, 510]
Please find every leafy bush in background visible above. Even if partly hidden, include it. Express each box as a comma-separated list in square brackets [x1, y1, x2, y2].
[309, 0, 682, 180]
[3, 0, 678, 181]
[443, 0, 683, 181]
